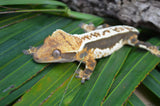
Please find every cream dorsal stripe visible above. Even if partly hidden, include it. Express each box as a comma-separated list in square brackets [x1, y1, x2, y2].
[72, 25, 139, 51]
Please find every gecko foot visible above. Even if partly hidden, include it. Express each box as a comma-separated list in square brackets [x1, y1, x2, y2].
[23, 49, 30, 55]
[156, 46, 159, 50]
[75, 69, 81, 74]
[79, 23, 95, 32]
[75, 69, 91, 83]
[81, 78, 85, 83]
[156, 51, 160, 57]
[149, 46, 160, 57]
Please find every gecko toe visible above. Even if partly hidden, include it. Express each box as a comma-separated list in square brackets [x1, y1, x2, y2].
[23, 50, 28, 54]
[75, 75, 80, 78]
[156, 50, 160, 57]
[157, 54, 160, 57]
[81, 78, 85, 83]
[23, 50, 30, 55]
[75, 69, 81, 74]
[79, 23, 85, 28]
[86, 77, 90, 80]
[88, 22, 93, 26]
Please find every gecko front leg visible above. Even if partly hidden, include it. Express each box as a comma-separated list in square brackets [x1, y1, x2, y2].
[76, 58, 96, 83]
[76, 49, 96, 83]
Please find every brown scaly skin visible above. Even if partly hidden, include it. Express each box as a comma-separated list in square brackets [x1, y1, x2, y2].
[24, 23, 160, 83]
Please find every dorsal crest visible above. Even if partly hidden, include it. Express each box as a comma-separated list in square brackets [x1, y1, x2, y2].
[43, 29, 82, 53]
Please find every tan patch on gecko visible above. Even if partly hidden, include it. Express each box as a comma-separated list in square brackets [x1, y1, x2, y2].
[31, 30, 82, 63]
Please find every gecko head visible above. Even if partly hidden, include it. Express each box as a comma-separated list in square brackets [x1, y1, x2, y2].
[26, 30, 78, 63]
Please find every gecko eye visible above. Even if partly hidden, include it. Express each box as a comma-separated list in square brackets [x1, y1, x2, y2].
[52, 49, 61, 58]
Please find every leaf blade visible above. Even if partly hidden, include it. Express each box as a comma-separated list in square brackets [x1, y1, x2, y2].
[103, 38, 160, 105]
[83, 47, 131, 106]
[0, 0, 67, 7]
[142, 69, 160, 98]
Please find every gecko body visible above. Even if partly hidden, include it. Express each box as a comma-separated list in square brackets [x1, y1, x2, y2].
[24, 23, 160, 83]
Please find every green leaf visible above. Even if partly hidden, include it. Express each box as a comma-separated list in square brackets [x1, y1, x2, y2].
[83, 47, 131, 106]
[0, 14, 74, 100]
[103, 38, 160, 105]
[13, 37, 160, 106]
[0, 65, 53, 105]
[0, 0, 103, 20]
[67, 10, 103, 20]
[0, 0, 67, 7]
[142, 69, 160, 98]
[14, 63, 78, 106]
[0, 11, 103, 105]
[124, 93, 145, 106]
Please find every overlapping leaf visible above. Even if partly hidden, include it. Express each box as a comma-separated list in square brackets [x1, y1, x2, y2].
[13, 36, 160, 106]
[103, 38, 160, 105]
[0, 0, 102, 20]
[0, 11, 103, 105]
[142, 69, 160, 98]
[124, 93, 145, 106]
[0, 0, 66, 7]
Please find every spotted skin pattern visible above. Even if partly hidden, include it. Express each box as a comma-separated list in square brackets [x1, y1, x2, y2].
[23, 23, 160, 83]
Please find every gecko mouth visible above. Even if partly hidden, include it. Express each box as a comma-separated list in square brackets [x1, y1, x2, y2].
[34, 59, 71, 63]
[33, 55, 73, 63]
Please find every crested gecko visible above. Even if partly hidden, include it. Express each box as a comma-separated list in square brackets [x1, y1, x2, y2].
[23, 23, 160, 83]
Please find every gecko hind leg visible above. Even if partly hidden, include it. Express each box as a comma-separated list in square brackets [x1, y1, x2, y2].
[80, 23, 110, 32]
[79, 23, 96, 32]
[128, 34, 160, 57]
